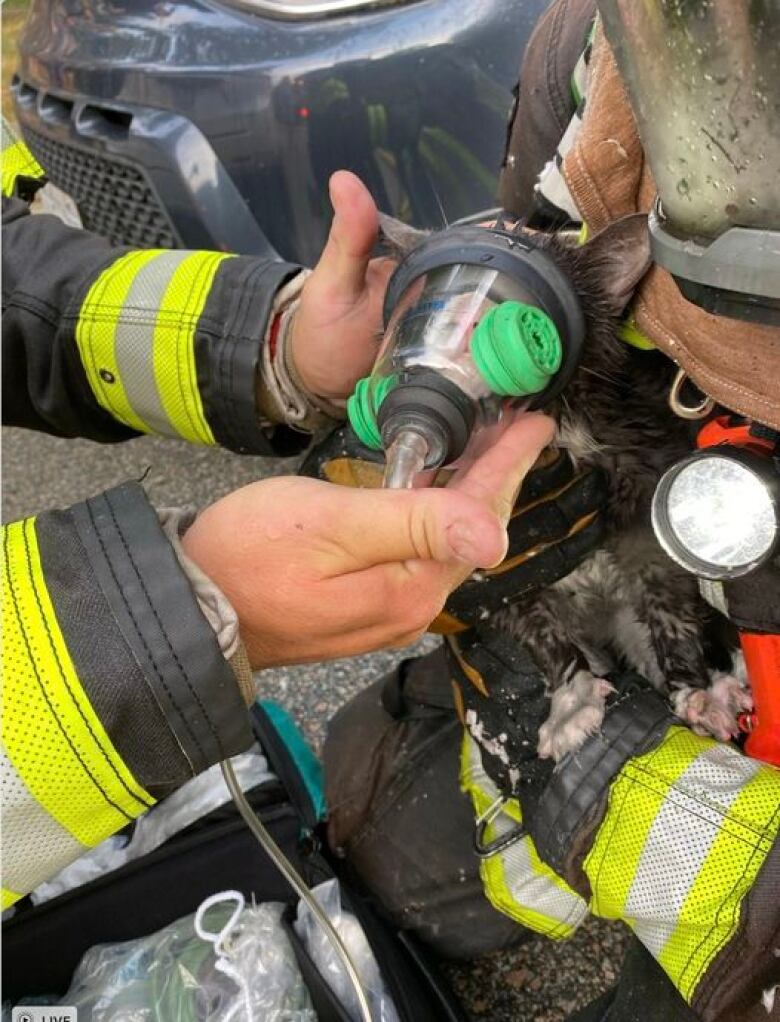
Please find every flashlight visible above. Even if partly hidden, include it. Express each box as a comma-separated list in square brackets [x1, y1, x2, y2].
[651, 415, 780, 767]
[651, 447, 780, 581]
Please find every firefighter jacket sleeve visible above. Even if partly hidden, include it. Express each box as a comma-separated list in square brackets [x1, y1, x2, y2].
[2, 189, 307, 455]
[1, 131, 291, 908]
[1, 481, 257, 910]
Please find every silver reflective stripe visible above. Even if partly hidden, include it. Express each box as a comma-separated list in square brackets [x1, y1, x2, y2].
[625, 742, 760, 956]
[464, 736, 588, 930]
[536, 158, 581, 222]
[698, 579, 729, 618]
[496, 819, 589, 929]
[114, 250, 192, 437]
[2, 115, 16, 151]
[1, 749, 87, 898]
[535, 21, 596, 223]
[535, 107, 584, 222]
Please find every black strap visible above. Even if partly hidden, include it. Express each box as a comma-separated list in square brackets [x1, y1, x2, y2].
[748, 421, 780, 445]
[443, 465, 608, 628]
[720, 562, 780, 633]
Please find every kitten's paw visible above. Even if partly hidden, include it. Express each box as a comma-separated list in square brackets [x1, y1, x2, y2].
[538, 671, 613, 761]
[672, 674, 753, 742]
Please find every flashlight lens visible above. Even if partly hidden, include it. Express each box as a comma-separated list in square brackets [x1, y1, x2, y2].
[665, 457, 776, 573]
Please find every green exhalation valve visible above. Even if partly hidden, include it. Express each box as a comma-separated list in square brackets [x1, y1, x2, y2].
[347, 374, 397, 450]
[470, 301, 562, 397]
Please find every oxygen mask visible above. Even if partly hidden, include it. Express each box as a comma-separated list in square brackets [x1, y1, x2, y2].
[347, 225, 584, 488]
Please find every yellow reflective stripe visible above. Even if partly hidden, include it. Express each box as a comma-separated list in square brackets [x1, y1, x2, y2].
[2, 887, 22, 910]
[460, 733, 585, 937]
[76, 250, 163, 432]
[661, 765, 780, 1001]
[1, 139, 45, 196]
[152, 251, 230, 445]
[2, 519, 154, 848]
[460, 732, 575, 893]
[584, 726, 703, 922]
[618, 317, 656, 351]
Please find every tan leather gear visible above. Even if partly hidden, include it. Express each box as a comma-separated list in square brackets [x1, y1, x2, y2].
[561, 26, 780, 429]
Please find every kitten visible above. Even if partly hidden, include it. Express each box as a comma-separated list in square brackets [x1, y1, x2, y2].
[380, 213, 751, 760]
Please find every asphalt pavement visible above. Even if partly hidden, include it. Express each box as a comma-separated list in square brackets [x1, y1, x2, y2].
[2, 423, 629, 1020]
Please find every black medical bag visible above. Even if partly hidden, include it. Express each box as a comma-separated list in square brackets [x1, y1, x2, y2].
[3, 701, 467, 1022]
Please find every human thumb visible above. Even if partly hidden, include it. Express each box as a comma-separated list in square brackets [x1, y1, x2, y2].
[312, 171, 379, 300]
[320, 484, 509, 574]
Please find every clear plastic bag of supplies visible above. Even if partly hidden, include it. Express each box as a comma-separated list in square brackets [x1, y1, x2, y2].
[65, 891, 315, 1022]
[294, 879, 400, 1022]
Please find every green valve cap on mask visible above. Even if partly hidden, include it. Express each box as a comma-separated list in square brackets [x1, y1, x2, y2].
[347, 373, 398, 450]
[470, 301, 562, 397]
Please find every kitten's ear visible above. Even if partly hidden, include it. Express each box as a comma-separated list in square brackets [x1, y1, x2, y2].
[582, 213, 652, 316]
[378, 212, 428, 260]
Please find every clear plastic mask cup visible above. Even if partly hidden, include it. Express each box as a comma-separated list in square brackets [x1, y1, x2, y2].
[368, 263, 549, 454]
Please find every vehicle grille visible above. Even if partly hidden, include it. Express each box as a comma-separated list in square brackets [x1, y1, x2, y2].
[22, 127, 177, 248]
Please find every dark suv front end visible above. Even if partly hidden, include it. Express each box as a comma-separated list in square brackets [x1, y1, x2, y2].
[13, 0, 544, 263]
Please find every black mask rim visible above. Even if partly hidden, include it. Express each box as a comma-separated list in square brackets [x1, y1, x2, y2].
[382, 225, 585, 410]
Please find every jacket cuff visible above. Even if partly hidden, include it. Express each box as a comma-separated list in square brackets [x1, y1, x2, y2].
[1, 121, 46, 200]
[257, 268, 347, 433]
[694, 839, 780, 1021]
[194, 254, 310, 455]
[37, 482, 253, 798]
[157, 506, 255, 706]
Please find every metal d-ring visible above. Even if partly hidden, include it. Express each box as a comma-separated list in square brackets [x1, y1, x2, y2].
[668, 367, 715, 420]
[473, 794, 528, 859]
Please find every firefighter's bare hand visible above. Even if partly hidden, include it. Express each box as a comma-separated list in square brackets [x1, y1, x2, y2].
[182, 414, 553, 669]
[291, 170, 393, 402]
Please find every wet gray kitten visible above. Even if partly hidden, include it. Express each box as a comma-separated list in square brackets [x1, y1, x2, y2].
[381, 213, 751, 759]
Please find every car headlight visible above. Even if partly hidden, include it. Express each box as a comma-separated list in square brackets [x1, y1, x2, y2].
[219, 0, 408, 17]
[651, 449, 780, 580]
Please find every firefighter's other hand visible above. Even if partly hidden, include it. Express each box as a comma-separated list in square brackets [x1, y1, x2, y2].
[181, 415, 553, 668]
[291, 170, 394, 401]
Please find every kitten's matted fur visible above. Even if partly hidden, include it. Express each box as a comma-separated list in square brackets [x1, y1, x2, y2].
[381, 213, 751, 759]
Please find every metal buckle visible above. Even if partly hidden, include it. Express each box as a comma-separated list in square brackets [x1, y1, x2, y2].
[668, 367, 715, 420]
[473, 795, 528, 859]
